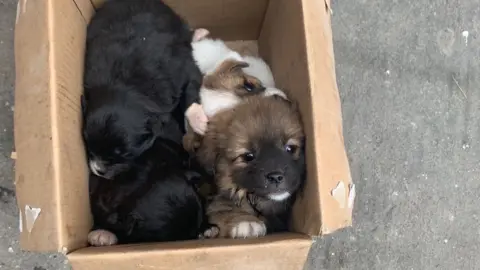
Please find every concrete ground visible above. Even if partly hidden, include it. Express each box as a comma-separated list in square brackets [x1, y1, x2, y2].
[0, 0, 479, 269]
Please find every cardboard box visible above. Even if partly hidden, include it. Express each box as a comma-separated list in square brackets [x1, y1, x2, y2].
[13, 0, 353, 269]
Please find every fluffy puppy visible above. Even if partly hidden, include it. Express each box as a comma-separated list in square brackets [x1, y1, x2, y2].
[195, 95, 306, 238]
[183, 59, 265, 153]
[82, 0, 205, 179]
[88, 137, 210, 246]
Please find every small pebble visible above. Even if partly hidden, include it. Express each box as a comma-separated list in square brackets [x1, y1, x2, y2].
[8, 247, 14, 253]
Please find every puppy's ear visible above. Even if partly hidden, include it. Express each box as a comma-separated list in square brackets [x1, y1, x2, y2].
[217, 60, 250, 73]
[271, 94, 299, 111]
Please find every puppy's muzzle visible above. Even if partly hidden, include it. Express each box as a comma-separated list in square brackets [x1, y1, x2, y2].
[265, 171, 284, 184]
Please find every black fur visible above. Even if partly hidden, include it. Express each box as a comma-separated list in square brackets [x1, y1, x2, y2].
[89, 138, 211, 244]
[82, 0, 202, 178]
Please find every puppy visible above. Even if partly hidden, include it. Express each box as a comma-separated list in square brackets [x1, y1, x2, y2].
[182, 59, 266, 153]
[195, 95, 306, 238]
[88, 137, 210, 246]
[82, 0, 205, 179]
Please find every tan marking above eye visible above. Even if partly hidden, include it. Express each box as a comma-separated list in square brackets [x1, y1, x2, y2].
[286, 138, 301, 147]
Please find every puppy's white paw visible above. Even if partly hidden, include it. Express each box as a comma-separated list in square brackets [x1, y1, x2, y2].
[88, 229, 118, 247]
[230, 221, 266, 239]
[201, 226, 220, 239]
[185, 103, 208, 135]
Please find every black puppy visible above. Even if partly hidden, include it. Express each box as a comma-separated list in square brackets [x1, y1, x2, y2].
[88, 137, 210, 246]
[82, 0, 204, 179]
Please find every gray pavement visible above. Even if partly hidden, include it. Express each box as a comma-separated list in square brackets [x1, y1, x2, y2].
[1, 0, 479, 269]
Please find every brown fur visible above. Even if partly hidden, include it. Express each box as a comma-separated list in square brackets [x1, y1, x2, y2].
[203, 193, 261, 238]
[202, 60, 264, 97]
[183, 59, 265, 154]
[195, 95, 304, 237]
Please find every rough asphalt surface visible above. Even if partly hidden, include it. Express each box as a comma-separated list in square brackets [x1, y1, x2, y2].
[0, 0, 479, 269]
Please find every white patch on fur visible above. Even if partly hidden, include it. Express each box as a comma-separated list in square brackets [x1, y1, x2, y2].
[201, 226, 220, 239]
[263, 87, 288, 100]
[200, 87, 242, 117]
[89, 160, 104, 177]
[230, 221, 266, 238]
[242, 55, 276, 88]
[192, 38, 243, 75]
[268, 192, 291, 201]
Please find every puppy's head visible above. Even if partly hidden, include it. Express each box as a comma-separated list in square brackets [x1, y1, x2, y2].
[216, 95, 305, 202]
[203, 59, 266, 97]
[81, 90, 164, 179]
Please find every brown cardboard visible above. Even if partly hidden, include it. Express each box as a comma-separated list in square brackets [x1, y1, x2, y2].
[69, 233, 311, 270]
[14, 0, 352, 268]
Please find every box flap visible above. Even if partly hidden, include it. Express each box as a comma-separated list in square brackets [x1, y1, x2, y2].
[68, 233, 312, 270]
[300, 0, 353, 235]
[258, 0, 353, 236]
[14, 0, 93, 252]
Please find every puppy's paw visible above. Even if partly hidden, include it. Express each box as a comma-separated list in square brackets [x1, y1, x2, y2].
[192, 28, 210, 42]
[230, 220, 266, 239]
[200, 225, 220, 239]
[186, 103, 208, 135]
[88, 229, 118, 247]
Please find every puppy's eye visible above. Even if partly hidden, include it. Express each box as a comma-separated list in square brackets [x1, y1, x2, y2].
[113, 148, 122, 156]
[285, 145, 297, 154]
[243, 81, 255, 92]
[242, 152, 255, 162]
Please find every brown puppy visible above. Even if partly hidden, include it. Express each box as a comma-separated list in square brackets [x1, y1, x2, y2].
[183, 59, 265, 154]
[196, 95, 306, 238]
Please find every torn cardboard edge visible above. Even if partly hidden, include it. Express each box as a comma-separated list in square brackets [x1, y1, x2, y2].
[24, 205, 42, 233]
[331, 181, 356, 210]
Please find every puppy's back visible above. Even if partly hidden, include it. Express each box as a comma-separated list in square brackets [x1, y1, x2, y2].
[128, 172, 205, 242]
[84, 0, 193, 95]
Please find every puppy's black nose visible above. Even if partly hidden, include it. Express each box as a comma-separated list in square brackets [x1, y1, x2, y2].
[266, 172, 284, 184]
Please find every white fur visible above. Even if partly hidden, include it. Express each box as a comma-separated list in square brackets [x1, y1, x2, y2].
[192, 38, 243, 75]
[200, 87, 242, 117]
[241, 56, 290, 100]
[89, 160, 105, 177]
[242, 55, 276, 88]
[230, 221, 267, 238]
[263, 87, 288, 100]
[268, 192, 291, 202]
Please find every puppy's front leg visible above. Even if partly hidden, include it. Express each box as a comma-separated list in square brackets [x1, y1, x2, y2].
[204, 195, 266, 239]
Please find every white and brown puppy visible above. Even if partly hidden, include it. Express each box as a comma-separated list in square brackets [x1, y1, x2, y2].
[183, 59, 266, 153]
[186, 29, 288, 138]
[196, 95, 306, 238]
